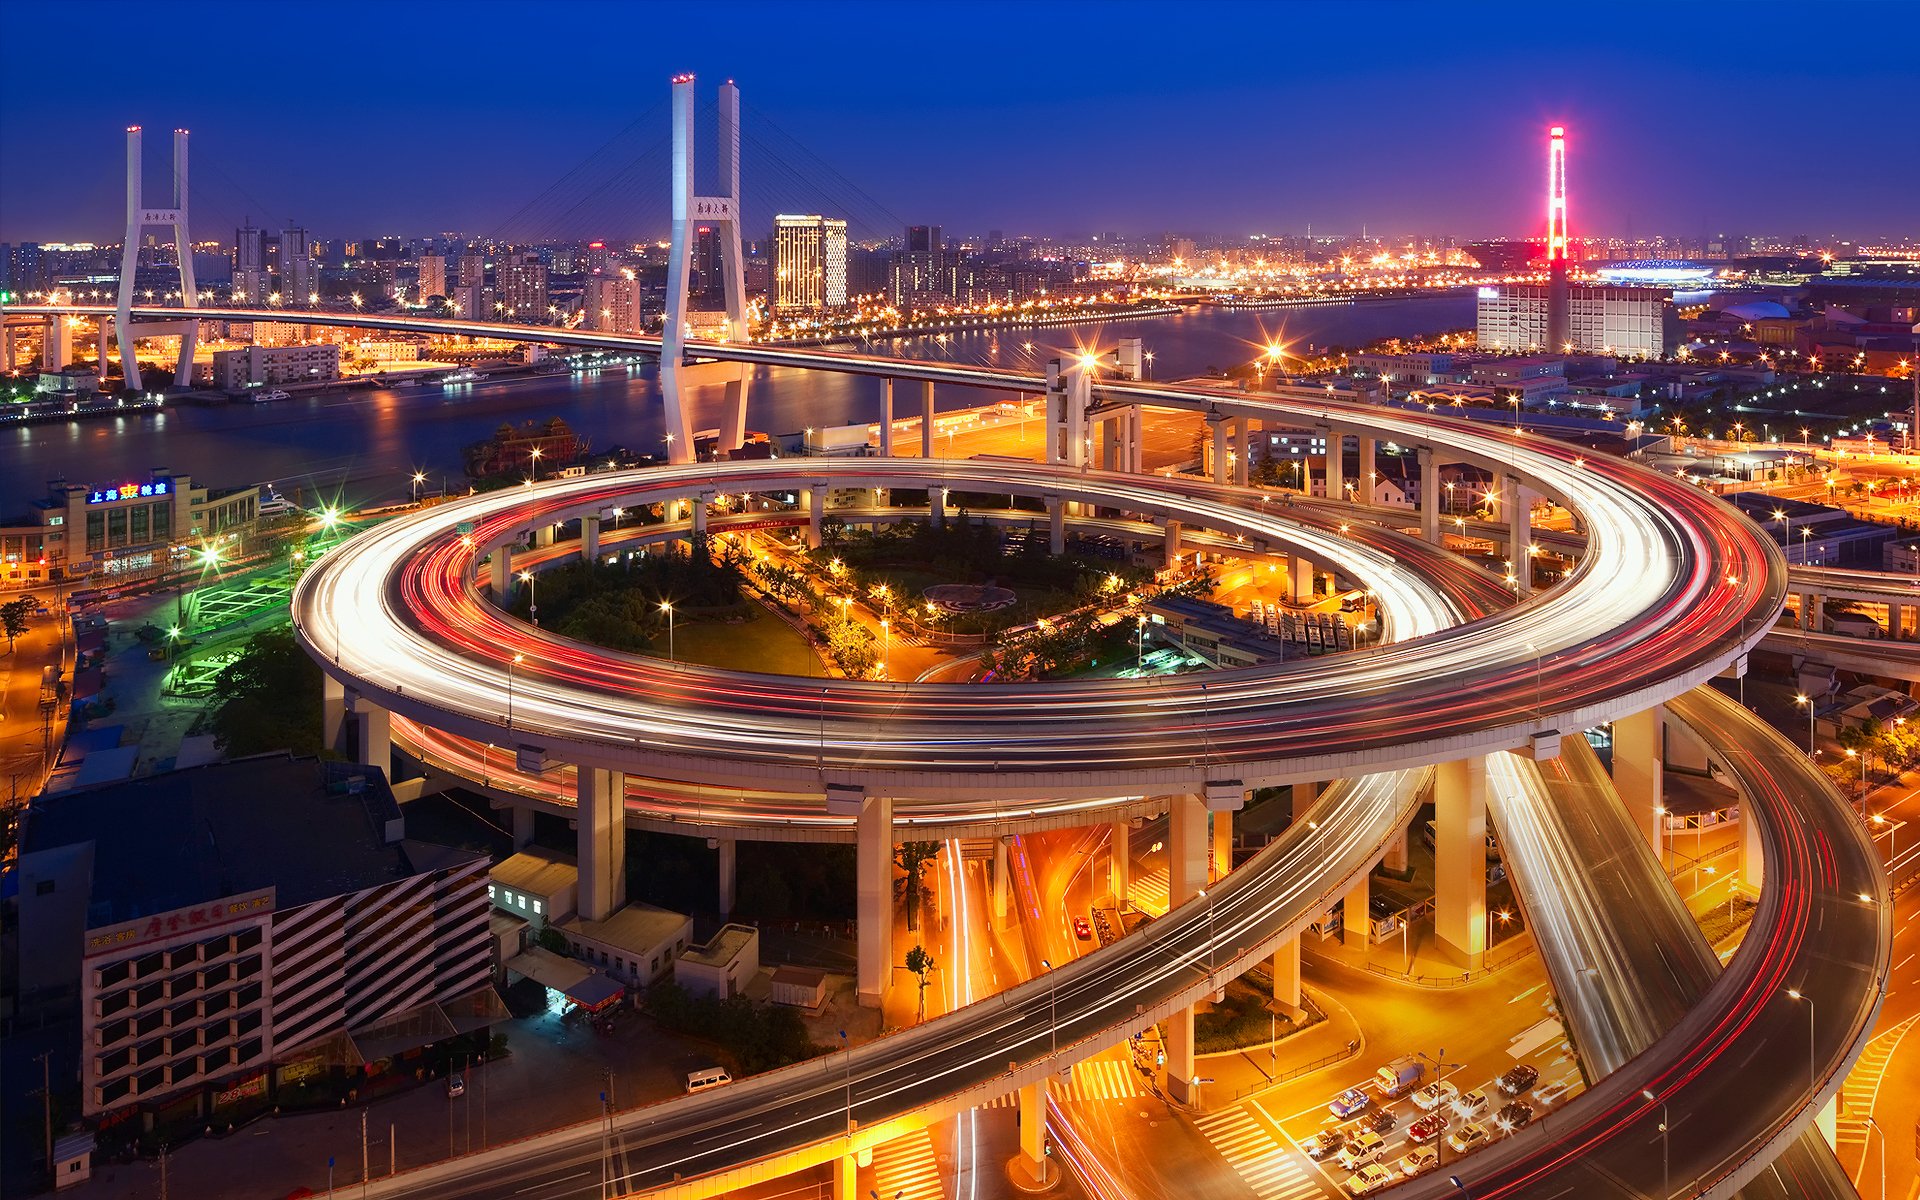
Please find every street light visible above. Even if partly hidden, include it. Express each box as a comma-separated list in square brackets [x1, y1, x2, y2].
[411, 471, 427, 503]
[1039, 958, 1059, 1067]
[1784, 988, 1817, 1118]
[837, 1029, 852, 1139]
[506, 652, 524, 728]
[1795, 693, 1815, 755]
[1866, 1115, 1886, 1200]
[880, 618, 890, 680]
[1642, 1088, 1669, 1199]
[660, 601, 675, 663]
[518, 571, 537, 627]
[1196, 887, 1218, 988]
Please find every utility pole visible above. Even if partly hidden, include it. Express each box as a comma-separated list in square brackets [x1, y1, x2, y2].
[36, 1050, 53, 1188]
[361, 1108, 369, 1198]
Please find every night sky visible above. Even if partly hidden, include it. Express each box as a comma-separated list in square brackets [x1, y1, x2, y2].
[3, 0, 1916, 245]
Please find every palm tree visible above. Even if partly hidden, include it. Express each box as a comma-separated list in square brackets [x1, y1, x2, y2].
[894, 841, 941, 931]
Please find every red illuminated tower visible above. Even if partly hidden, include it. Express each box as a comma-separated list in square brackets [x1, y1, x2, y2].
[1546, 124, 1571, 353]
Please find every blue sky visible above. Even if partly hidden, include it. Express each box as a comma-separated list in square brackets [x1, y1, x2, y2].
[3, 0, 1915, 244]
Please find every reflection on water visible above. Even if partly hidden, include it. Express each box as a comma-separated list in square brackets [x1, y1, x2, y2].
[3, 295, 1471, 512]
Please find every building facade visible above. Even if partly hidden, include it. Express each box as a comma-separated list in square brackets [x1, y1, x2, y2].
[772, 214, 848, 314]
[210, 343, 341, 390]
[582, 271, 644, 333]
[0, 471, 261, 587]
[417, 253, 448, 301]
[1477, 283, 1679, 357]
[496, 253, 550, 319]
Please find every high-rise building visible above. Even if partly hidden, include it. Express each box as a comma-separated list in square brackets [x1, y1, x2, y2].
[496, 253, 549, 319]
[457, 253, 487, 288]
[15, 242, 44, 292]
[771, 215, 847, 314]
[232, 221, 269, 303]
[583, 270, 644, 333]
[276, 225, 314, 303]
[891, 224, 947, 307]
[451, 282, 489, 321]
[1476, 283, 1677, 358]
[693, 226, 724, 308]
[418, 253, 448, 302]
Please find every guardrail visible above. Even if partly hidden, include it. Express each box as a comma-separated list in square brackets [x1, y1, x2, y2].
[1223, 1044, 1358, 1103]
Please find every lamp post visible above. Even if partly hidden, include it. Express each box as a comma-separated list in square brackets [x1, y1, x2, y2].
[837, 1030, 852, 1139]
[1642, 1089, 1670, 1199]
[1785, 988, 1817, 1117]
[1197, 887, 1218, 989]
[1866, 1115, 1885, 1200]
[660, 601, 675, 663]
[1039, 958, 1059, 1066]
[880, 618, 890, 680]
[519, 571, 537, 627]
[1796, 693, 1815, 755]
[506, 652, 524, 728]
[411, 471, 426, 503]
[1135, 615, 1147, 673]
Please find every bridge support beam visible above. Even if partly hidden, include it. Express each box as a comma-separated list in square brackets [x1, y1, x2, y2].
[1016, 1082, 1048, 1183]
[1507, 477, 1531, 597]
[1612, 706, 1666, 858]
[1164, 794, 1207, 1104]
[994, 835, 1010, 923]
[1164, 520, 1183, 569]
[44, 316, 74, 372]
[1739, 795, 1766, 895]
[1233, 417, 1250, 486]
[716, 837, 736, 915]
[878, 378, 895, 457]
[1109, 819, 1131, 906]
[834, 1152, 856, 1200]
[533, 523, 553, 550]
[577, 767, 626, 922]
[581, 515, 599, 564]
[322, 673, 347, 755]
[1383, 826, 1409, 874]
[489, 546, 510, 597]
[930, 486, 946, 528]
[1209, 414, 1229, 485]
[354, 701, 391, 777]
[1272, 936, 1301, 1008]
[1290, 554, 1315, 604]
[1047, 498, 1065, 556]
[1211, 809, 1232, 882]
[1325, 429, 1345, 502]
[1358, 437, 1376, 504]
[1434, 755, 1489, 970]
[806, 485, 825, 550]
[1419, 447, 1441, 544]
[1342, 875, 1370, 953]
[856, 794, 894, 1008]
[512, 804, 535, 849]
[1292, 780, 1321, 822]
[919, 380, 935, 458]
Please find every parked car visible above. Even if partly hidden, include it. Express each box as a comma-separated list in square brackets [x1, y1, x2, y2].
[1531, 1080, 1572, 1107]
[1336, 1131, 1384, 1171]
[1366, 1107, 1398, 1135]
[1412, 1080, 1459, 1112]
[1345, 1164, 1396, 1196]
[1446, 1122, 1489, 1154]
[446, 1074, 465, 1098]
[1329, 1087, 1373, 1119]
[1497, 1100, 1535, 1131]
[1307, 1129, 1348, 1160]
[1498, 1063, 1540, 1096]
[1072, 915, 1092, 940]
[1451, 1089, 1492, 1121]
[1398, 1146, 1440, 1177]
[1406, 1111, 1450, 1144]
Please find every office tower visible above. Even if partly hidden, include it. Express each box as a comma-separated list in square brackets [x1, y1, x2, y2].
[496, 253, 549, 318]
[891, 224, 948, 307]
[418, 253, 448, 301]
[457, 252, 487, 287]
[771, 215, 847, 314]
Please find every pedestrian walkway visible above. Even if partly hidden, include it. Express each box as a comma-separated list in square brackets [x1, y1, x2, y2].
[1192, 1105, 1326, 1200]
[1130, 864, 1171, 915]
[869, 1126, 945, 1200]
[1837, 1014, 1914, 1162]
[975, 1058, 1148, 1109]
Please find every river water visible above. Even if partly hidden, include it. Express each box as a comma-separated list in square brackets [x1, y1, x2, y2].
[2, 295, 1472, 513]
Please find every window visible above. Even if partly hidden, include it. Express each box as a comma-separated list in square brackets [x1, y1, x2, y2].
[35, 879, 54, 896]
[515, 895, 526, 910]
[532, 899, 542, 915]
[487, 884, 496, 900]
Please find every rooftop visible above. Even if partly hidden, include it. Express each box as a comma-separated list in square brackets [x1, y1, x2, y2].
[20, 754, 434, 926]
[492, 848, 579, 898]
[559, 902, 690, 954]
[682, 924, 758, 968]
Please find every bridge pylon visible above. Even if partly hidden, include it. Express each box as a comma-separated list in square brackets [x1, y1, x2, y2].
[114, 126, 200, 391]
[661, 75, 753, 465]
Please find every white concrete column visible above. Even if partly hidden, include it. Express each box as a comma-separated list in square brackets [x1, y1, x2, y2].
[1211, 809, 1232, 882]
[1209, 415, 1229, 485]
[1507, 477, 1531, 596]
[1163, 520, 1183, 569]
[1383, 828, 1409, 874]
[717, 838, 737, 915]
[1233, 417, 1251, 486]
[512, 805, 535, 849]
[1434, 755, 1489, 969]
[691, 494, 709, 538]
[1272, 936, 1301, 1008]
[1290, 554, 1315, 604]
[834, 1153, 857, 1200]
[1342, 876, 1369, 952]
[1292, 780, 1321, 822]
[581, 515, 600, 563]
[1613, 706, 1665, 858]
[806, 485, 826, 550]
[1739, 798, 1766, 895]
[1109, 819, 1131, 906]
[1816, 1095, 1838, 1148]
[489, 546, 511, 597]
[919, 380, 935, 458]
[930, 486, 946, 528]
[1419, 448, 1440, 544]
[1102, 411, 1123, 471]
[879, 377, 895, 457]
[355, 702, 391, 776]
[1065, 366, 1090, 468]
[857, 794, 895, 1008]
[1047, 498, 1065, 556]
[1128, 405, 1145, 474]
[577, 767, 626, 922]
[1359, 437, 1377, 504]
[1018, 1082, 1048, 1180]
[322, 673, 347, 755]
[533, 524, 554, 549]
[1169, 795, 1207, 908]
[1325, 430, 1345, 502]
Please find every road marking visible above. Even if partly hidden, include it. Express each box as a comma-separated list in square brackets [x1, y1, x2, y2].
[1193, 1105, 1329, 1199]
[1838, 1014, 1916, 1170]
[1130, 865, 1171, 915]
[869, 1127, 946, 1200]
[1507, 1018, 1565, 1059]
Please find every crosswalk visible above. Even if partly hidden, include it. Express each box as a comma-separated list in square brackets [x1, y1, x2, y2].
[977, 1058, 1150, 1107]
[1130, 865, 1171, 915]
[1836, 1014, 1915, 1156]
[869, 1127, 945, 1200]
[1192, 1105, 1327, 1200]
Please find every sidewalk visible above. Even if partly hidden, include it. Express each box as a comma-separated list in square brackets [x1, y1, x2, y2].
[1194, 983, 1364, 1108]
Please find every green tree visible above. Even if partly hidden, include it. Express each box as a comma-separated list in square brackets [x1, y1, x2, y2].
[207, 626, 325, 756]
[0, 597, 31, 651]
[903, 944, 936, 1022]
[894, 841, 941, 932]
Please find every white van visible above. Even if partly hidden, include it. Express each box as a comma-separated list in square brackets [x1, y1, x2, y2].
[686, 1067, 732, 1094]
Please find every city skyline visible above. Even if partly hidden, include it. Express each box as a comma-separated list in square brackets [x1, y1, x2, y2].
[2, 0, 1918, 245]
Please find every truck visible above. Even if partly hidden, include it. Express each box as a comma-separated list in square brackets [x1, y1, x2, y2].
[1375, 1055, 1425, 1098]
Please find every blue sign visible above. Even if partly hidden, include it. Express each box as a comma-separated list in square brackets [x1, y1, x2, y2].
[88, 480, 171, 505]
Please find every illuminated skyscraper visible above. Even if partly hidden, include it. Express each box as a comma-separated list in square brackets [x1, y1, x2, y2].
[772, 214, 847, 314]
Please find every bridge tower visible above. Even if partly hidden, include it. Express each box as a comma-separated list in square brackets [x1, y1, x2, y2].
[1545, 124, 1570, 354]
[661, 75, 753, 465]
[114, 126, 200, 391]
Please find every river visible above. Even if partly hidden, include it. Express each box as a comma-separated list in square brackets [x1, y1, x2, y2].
[1, 294, 1473, 513]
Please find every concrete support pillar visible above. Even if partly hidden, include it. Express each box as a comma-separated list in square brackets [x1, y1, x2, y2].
[1359, 437, 1377, 505]
[489, 546, 511, 597]
[1325, 430, 1345, 502]
[1233, 417, 1250, 486]
[1739, 797, 1766, 895]
[1808, 593, 1824, 630]
[1434, 755, 1489, 969]
[1065, 367, 1090, 468]
[533, 524, 554, 549]
[1168, 794, 1207, 908]
[354, 703, 391, 776]
[1128, 406, 1144, 474]
[1047, 498, 1065, 556]
[806, 485, 826, 550]
[577, 767, 626, 922]
[45, 315, 75, 371]
[1613, 706, 1665, 858]
[878, 377, 895, 457]
[322, 672, 347, 755]
[930, 486, 946, 528]
[691, 494, 709, 538]
[1271, 936, 1301, 1008]
[1383, 828, 1409, 873]
[512, 804, 535, 849]
[857, 794, 894, 1008]
[717, 838, 737, 915]
[1109, 819, 1131, 906]
[1018, 1083, 1048, 1180]
[1211, 809, 1232, 882]
[1291, 780, 1321, 822]
[581, 515, 600, 564]
[1166, 1006, 1196, 1104]
[1817, 1095, 1838, 1147]
[1419, 448, 1441, 544]
[1163, 520, 1183, 569]
[1507, 477, 1531, 597]
[1102, 411, 1123, 472]
[834, 1153, 857, 1200]
[994, 835, 1010, 923]
[919, 380, 935, 458]
[1209, 415, 1229, 485]
[1342, 876, 1369, 952]
[1290, 554, 1315, 604]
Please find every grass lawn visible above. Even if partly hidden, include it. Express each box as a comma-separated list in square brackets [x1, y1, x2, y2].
[656, 604, 824, 676]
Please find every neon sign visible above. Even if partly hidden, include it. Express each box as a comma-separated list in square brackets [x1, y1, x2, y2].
[87, 480, 171, 505]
